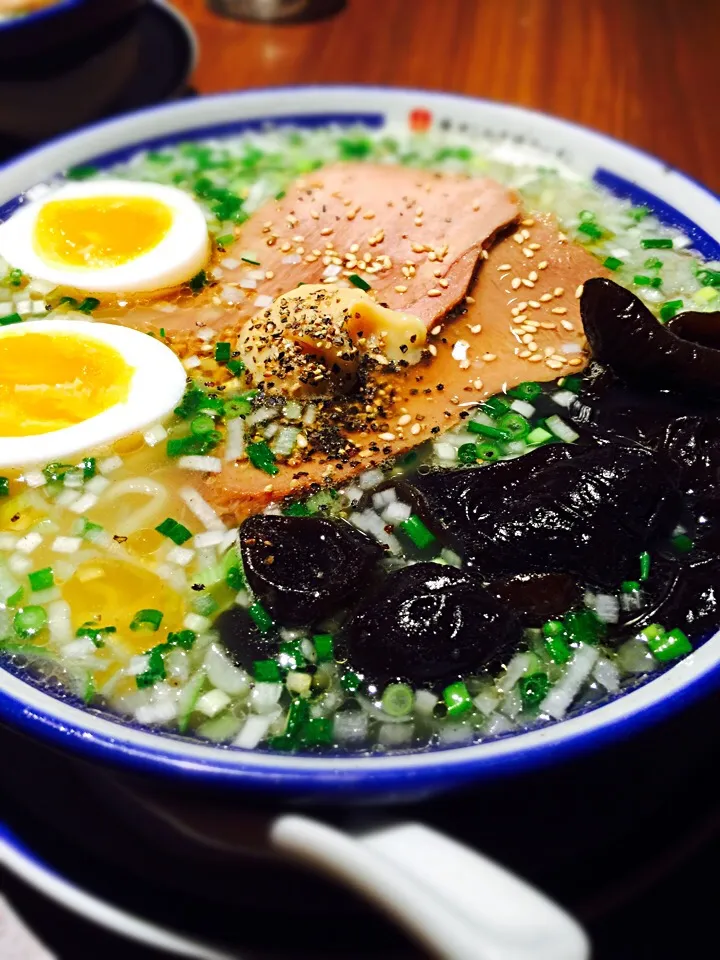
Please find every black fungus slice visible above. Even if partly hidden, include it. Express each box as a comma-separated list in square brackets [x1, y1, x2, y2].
[660, 416, 720, 495]
[410, 442, 679, 588]
[239, 515, 383, 626]
[581, 278, 720, 400]
[339, 562, 522, 690]
[690, 497, 720, 554]
[666, 310, 720, 350]
[488, 573, 583, 627]
[213, 606, 277, 671]
[629, 554, 720, 639]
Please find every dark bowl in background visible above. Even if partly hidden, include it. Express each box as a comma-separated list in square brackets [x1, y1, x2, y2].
[0, 0, 148, 143]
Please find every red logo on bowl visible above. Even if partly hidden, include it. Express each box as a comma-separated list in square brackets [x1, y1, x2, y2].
[409, 108, 432, 133]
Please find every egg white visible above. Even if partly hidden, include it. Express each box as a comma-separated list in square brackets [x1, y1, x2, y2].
[0, 180, 211, 295]
[0, 319, 187, 468]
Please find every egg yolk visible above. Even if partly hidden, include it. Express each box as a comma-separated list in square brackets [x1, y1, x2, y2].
[0, 331, 133, 436]
[33, 195, 173, 270]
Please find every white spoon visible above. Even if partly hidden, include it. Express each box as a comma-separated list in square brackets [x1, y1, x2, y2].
[1, 813, 589, 960]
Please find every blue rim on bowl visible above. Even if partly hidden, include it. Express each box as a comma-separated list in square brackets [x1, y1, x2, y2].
[0, 0, 79, 31]
[0, 86, 719, 798]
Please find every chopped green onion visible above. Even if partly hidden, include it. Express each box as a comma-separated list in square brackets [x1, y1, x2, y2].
[214, 341, 232, 362]
[216, 234, 234, 248]
[633, 275, 662, 288]
[226, 359, 245, 377]
[76, 623, 116, 648]
[526, 427, 553, 445]
[639, 551, 651, 581]
[341, 671, 363, 693]
[508, 381, 542, 402]
[241, 256, 260, 265]
[348, 273, 371, 292]
[8, 268, 23, 287]
[226, 565, 245, 590]
[381, 683, 414, 717]
[78, 297, 100, 314]
[278, 639, 306, 671]
[155, 517, 192, 545]
[560, 375, 583, 393]
[338, 136, 372, 159]
[6, 587, 23, 608]
[0, 477, 9, 497]
[476, 441, 503, 462]
[66, 164, 98, 180]
[79, 456, 96, 479]
[249, 601, 273, 633]
[641, 238, 673, 249]
[299, 716, 333, 746]
[253, 659, 281, 682]
[497, 412, 530, 439]
[285, 698, 310, 737]
[399, 515, 437, 550]
[458, 443, 478, 464]
[628, 205, 650, 222]
[28, 567, 54, 592]
[603, 256, 623, 271]
[468, 421, 510, 440]
[564, 609, 604, 645]
[443, 681, 473, 718]
[697, 268, 720, 288]
[0, 313, 22, 326]
[646, 627, 692, 662]
[13, 606, 47, 638]
[641, 623, 664, 642]
[136, 646, 166, 688]
[519, 672, 550, 708]
[223, 394, 254, 418]
[190, 413, 217, 436]
[313, 634, 334, 662]
[284, 501, 311, 517]
[167, 629, 196, 650]
[79, 518, 103, 540]
[166, 433, 222, 457]
[671, 533, 694, 554]
[482, 395, 512, 417]
[621, 580, 641, 594]
[188, 269, 208, 293]
[644, 257, 663, 270]
[579, 210, 596, 222]
[247, 441, 279, 476]
[578, 221, 604, 240]
[542, 621, 572, 664]
[660, 300, 684, 322]
[130, 609, 163, 632]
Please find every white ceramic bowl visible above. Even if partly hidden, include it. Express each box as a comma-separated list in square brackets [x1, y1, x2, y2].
[1, 86, 719, 801]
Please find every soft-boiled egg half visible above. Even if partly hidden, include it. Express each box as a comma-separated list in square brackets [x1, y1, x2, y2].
[0, 180, 210, 295]
[0, 319, 186, 468]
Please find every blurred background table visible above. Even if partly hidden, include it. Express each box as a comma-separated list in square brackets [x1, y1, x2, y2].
[173, 0, 719, 193]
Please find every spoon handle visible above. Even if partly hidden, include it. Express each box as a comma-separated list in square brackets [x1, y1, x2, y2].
[271, 815, 590, 960]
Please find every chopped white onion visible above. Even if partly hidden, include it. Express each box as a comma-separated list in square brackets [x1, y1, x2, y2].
[205, 643, 250, 696]
[484, 713, 516, 736]
[196, 327, 217, 342]
[143, 424, 168, 447]
[253, 294, 273, 309]
[551, 390, 576, 408]
[47, 600, 72, 644]
[433, 442, 458, 462]
[195, 689, 232, 718]
[281, 254, 302, 265]
[333, 711, 369, 743]
[69, 493, 98, 515]
[271, 426, 300, 457]
[193, 530, 225, 549]
[51, 536, 82, 554]
[184, 612, 211, 632]
[500, 687, 523, 719]
[136, 696, 178, 725]
[127, 655, 150, 675]
[540, 643, 599, 719]
[246, 405, 278, 427]
[302, 404, 317, 427]
[219, 527, 239, 553]
[224, 418, 245, 461]
[509, 399, 535, 418]
[250, 682, 282, 714]
[15, 532, 42, 554]
[322, 264, 342, 278]
[286, 671, 313, 696]
[166, 546, 194, 566]
[378, 723, 414, 747]
[177, 455, 223, 473]
[220, 285, 245, 304]
[497, 652, 532, 693]
[593, 656, 621, 693]
[220, 257, 240, 270]
[84, 475, 111, 496]
[234, 713, 275, 749]
[99, 455, 123, 475]
[414, 690, 438, 716]
[0, 533, 17, 550]
[239, 278, 257, 290]
[560, 342, 582, 354]
[437, 722, 473, 746]
[23, 471, 46, 488]
[545, 415, 579, 443]
[382, 501, 412, 526]
[358, 468, 384, 490]
[343, 485, 363, 505]
[440, 548, 463, 568]
[594, 593, 620, 623]
[183, 355, 202, 370]
[180, 487, 226, 531]
[62, 638, 97, 659]
[372, 488, 396, 510]
[473, 689, 500, 716]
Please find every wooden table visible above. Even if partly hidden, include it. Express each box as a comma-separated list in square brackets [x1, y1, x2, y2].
[172, 0, 719, 193]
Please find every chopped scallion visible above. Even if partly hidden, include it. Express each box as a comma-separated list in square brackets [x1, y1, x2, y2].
[247, 441, 279, 476]
[647, 627, 692, 662]
[519, 672, 550, 708]
[467, 421, 510, 440]
[155, 517, 192, 545]
[0, 477, 9, 497]
[381, 683, 414, 717]
[313, 633, 334, 662]
[0, 313, 22, 326]
[639, 551, 651, 581]
[348, 273, 371, 292]
[399, 515, 437, 550]
[249, 601, 273, 633]
[130, 609, 164, 632]
[443, 681, 473, 718]
[578, 221, 604, 240]
[476, 441, 503, 462]
[641, 238, 673, 249]
[603, 256, 623, 271]
[13, 606, 47, 639]
[28, 567, 54, 592]
[214, 341, 231, 362]
[660, 300, 684, 322]
[253, 659, 280, 682]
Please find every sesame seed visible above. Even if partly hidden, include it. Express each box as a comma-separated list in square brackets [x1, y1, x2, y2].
[521, 333, 535, 344]
[522, 218, 535, 227]
[521, 229, 531, 240]
[561, 319, 575, 331]
[498, 263, 512, 271]
[527, 341, 538, 352]
[512, 315, 526, 324]
[538, 261, 549, 270]
[428, 345, 438, 356]
[550, 354, 567, 363]
[522, 247, 535, 258]
[359, 449, 373, 458]
[363, 211, 376, 220]
[528, 300, 541, 309]
[411, 242, 426, 253]
[575, 284, 584, 298]
[465, 295, 476, 305]
[469, 324, 482, 334]
[551, 307, 568, 315]
[414, 218, 424, 227]
[473, 379, 483, 389]
[431, 325, 442, 336]
[482, 353, 497, 362]
[540, 321, 557, 330]
[320, 227, 333, 236]
[518, 350, 531, 358]
[511, 307, 521, 317]
[517, 301, 528, 311]
[438, 279, 449, 288]
[568, 357, 584, 366]
[427, 288, 442, 297]
[554, 287, 565, 297]
[513, 232, 525, 244]
[410, 423, 422, 435]
[528, 353, 543, 363]
[459, 359, 471, 370]
[398, 414, 412, 426]
[379, 432, 395, 441]
[481, 250, 489, 260]
[433, 269, 443, 278]
[395, 284, 408, 293]
[511, 277, 522, 290]
[528, 242, 541, 251]
[528, 271, 539, 282]
[544, 346, 555, 357]
[521, 278, 535, 289]
[546, 359, 563, 370]
[539, 293, 553, 302]
[310, 210, 320, 220]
